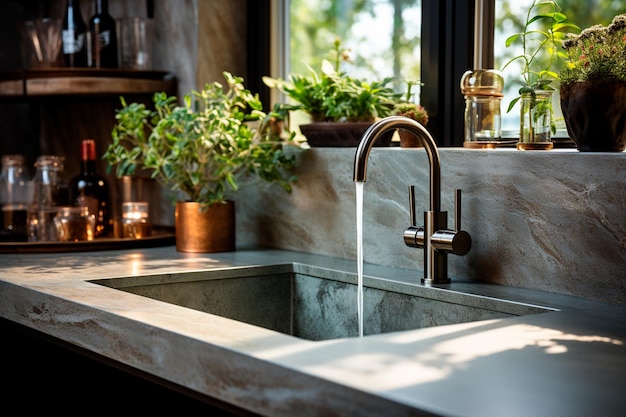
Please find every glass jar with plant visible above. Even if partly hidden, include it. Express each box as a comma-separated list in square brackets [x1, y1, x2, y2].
[559, 14, 626, 152]
[502, 0, 578, 150]
[263, 38, 401, 147]
[103, 72, 301, 252]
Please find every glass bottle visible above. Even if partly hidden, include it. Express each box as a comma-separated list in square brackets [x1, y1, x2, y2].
[0, 155, 31, 242]
[69, 139, 110, 237]
[51, 155, 70, 206]
[89, 0, 118, 68]
[27, 156, 63, 242]
[62, 0, 88, 67]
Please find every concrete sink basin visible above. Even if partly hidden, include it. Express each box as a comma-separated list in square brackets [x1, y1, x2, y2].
[91, 264, 552, 341]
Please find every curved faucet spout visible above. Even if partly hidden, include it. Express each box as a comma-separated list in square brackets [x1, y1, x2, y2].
[353, 116, 441, 212]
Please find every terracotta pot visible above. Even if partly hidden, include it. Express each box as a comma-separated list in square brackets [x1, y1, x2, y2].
[560, 81, 626, 152]
[299, 122, 393, 147]
[397, 129, 424, 148]
[175, 201, 235, 253]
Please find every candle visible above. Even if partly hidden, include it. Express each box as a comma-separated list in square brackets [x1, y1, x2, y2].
[121, 202, 151, 238]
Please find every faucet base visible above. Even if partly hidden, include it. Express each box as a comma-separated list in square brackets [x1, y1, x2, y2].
[422, 277, 451, 286]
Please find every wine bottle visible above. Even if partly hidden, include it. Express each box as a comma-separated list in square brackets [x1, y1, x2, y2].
[89, 0, 118, 68]
[62, 0, 88, 67]
[69, 139, 110, 237]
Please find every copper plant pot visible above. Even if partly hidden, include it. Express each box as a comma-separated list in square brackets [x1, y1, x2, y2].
[175, 201, 235, 253]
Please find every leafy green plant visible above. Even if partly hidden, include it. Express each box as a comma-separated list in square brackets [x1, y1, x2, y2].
[263, 38, 401, 123]
[502, 0, 579, 112]
[391, 80, 428, 125]
[103, 72, 300, 208]
[560, 13, 626, 86]
[392, 101, 429, 125]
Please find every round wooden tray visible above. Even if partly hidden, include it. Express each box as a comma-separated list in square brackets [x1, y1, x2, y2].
[0, 225, 175, 253]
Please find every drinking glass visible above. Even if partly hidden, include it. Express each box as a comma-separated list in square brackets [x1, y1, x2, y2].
[118, 18, 154, 70]
[21, 18, 63, 68]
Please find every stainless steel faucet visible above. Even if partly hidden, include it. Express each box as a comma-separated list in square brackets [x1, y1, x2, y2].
[353, 116, 471, 285]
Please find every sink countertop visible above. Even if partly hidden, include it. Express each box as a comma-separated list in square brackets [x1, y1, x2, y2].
[1, 245, 625, 417]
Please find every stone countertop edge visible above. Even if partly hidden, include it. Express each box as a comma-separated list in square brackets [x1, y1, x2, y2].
[0, 245, 625, 417]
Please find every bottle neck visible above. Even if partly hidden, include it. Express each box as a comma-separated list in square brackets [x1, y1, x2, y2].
[67, 0, 81, 11]
[65, 0, 83, 25]
[80, 140, 98, 175]
[95, 0, 108, 14]
[81, 159, 97, 175]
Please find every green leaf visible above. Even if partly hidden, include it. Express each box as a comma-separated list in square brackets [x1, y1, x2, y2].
[506, 96, 521, 113]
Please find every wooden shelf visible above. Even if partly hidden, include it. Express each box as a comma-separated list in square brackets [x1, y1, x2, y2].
[0, 68, 176, 97]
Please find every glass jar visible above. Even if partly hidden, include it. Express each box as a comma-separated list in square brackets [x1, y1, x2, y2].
[54, 206, 95, 242]
[517, 90, 554, 150]
[460, 69, 504, 148]
[0, 154, 31, 241]
[464, 95, 502, 142]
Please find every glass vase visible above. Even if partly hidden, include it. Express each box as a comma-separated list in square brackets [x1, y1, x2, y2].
[517, 90, 553, 150]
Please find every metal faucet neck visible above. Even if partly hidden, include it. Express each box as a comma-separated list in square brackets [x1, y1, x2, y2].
[353, 116, 441, 212]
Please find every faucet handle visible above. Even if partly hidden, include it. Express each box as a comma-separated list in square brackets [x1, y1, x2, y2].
[454, 188, 462, 231]
[431, 188, 471, 256]
[404, 185, 424, 248]
[408, 185, 417, 226]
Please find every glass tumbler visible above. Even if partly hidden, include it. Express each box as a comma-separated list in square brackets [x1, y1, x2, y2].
[54, 206, 95, 242]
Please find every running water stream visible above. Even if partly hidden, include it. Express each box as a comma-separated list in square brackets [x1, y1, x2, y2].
[355, 182, 364, 337]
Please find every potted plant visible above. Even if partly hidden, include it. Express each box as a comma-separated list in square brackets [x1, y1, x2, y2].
[263, 38, 401, 147]
[103, 71, 300, 253]
[559, 13, 626, 152]
[502, 0, 578, 150]
[391, 80, 429, 147]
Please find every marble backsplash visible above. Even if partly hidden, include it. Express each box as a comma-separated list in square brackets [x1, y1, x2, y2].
[225, 148, 626, 305]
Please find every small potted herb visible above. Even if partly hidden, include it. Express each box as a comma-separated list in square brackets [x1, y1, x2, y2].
[263, 38, 401, 147]
[103, 72, 301, 252]
[391, 80, 429, 147]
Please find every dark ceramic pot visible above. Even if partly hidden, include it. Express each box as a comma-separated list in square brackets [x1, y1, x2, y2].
[560, 81, 626, 152]
[299, 122, 393, 147]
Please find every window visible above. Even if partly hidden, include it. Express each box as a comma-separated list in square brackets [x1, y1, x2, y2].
[287, 0, 422, 91]
[274, 0, 473, 146]
[268, 0, 625, 146]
